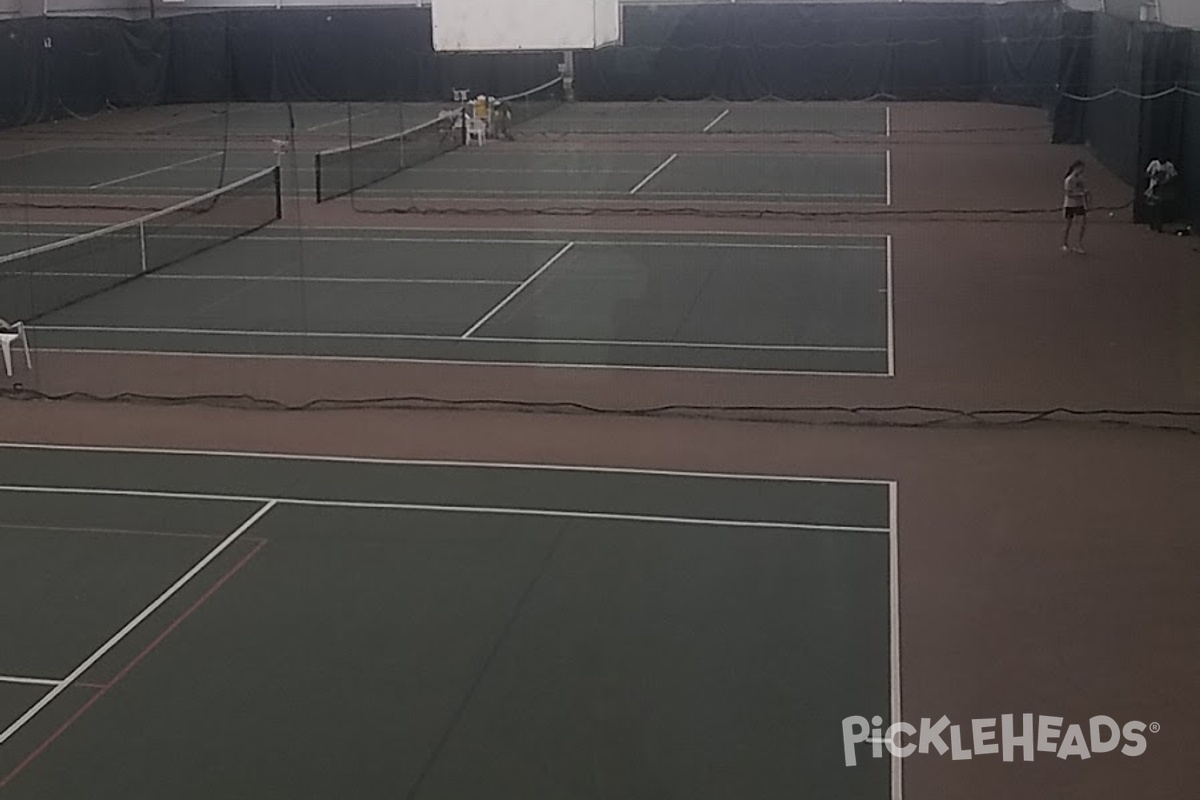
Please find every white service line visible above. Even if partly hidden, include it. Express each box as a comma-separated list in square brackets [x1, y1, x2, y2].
[460, 242, 575, 339]
[886, 235, 895, 377]
[0, 500, 276, 747]
[886, 149, 893, 206]
[36, 324, 883, 353]
[0, 676, 63, 688]
[0, 145, 67, 163]
[0, 486, 889, 534]
[306, 107, 385, 132]
[702, 109, 730, 133]
[33, 346, 891, 378]
[0, 442, 896, 486]
[629, 154, 679, 194]
[889, 481, 903, 800]
[24, 273, 520, 287]
[88, 151, 225, 190]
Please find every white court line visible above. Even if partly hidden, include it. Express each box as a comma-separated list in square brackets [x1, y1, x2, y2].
[449, 149, 886, 159]
[0, 145, 67, 163]
[141, 107, 231, 134]
[629, 154, 679, 194]
[359, 188, 887, 200]
[242, 236, 886, 251]
[702, 109, 730, 133]
[306, 107, 384, 132]
[414, 168, 650, 176]
[26, 272, 520, 287]
[461, 242, 575, 339]
[252, 224, 889, 242]
[0, 442, 895, 486]
[0, 500, 276, 747]
[49, 232, 886, 251]
[889, 481, 903, 800]
[5, 184, 888, 202]
[886, 149, 893, 207]
[0, 676, 62, 688]
[36, 345, 891, 378]
[0, 486, 889, 534]
[88, 152, 225, 190]
[35, 325, 885, 354]
[886, 235, 896, 377]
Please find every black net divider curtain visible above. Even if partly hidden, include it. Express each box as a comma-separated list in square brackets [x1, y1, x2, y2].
[1184, 32, 1200, 228]
[0, 8, 561, 133]
[575, 1, 1066, 103]
[1051, 12, 1197, 227]
[0, 15, 170, 131]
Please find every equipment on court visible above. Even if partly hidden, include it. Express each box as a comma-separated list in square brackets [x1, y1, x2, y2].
[0, 166, 282, 323]
[314, 78, 565, 204]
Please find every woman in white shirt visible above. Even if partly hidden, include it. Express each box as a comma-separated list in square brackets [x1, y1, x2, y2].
[1062, 160, 1090, 254]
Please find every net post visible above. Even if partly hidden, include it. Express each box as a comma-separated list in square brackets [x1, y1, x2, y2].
[561, 51, 575, 102]
[273, 165, 283, 219]
[314, 153, 323, 204]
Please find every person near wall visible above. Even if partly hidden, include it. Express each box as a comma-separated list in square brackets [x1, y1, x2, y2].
[1143, 159, 1179, 233]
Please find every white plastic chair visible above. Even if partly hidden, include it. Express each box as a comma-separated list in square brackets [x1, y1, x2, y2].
[465, 115, 487, 146]
[0, 319, 31, 378]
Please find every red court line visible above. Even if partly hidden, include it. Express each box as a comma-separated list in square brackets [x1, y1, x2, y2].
[0, 538, 267, 791]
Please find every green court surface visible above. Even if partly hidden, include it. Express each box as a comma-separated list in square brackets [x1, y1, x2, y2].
[0, 147, 888, 205]
[0, 148, 278, 196]
[1, 101, 890, 205]
[0, 444, 897, 800]
[358, 150, 890, 204]
[518, 101, 890, 135]
[26, 229, 894, 375]
[0, 225, 98, 258]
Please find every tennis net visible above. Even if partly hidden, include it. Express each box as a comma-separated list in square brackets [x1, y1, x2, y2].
[315, 110, 466, 203]
[0, 166, 281, 323]
[314, 79, 565, 203]
[501, 77, 566, 127]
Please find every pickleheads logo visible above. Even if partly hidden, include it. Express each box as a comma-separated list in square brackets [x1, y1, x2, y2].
[842, 715, 1159, 766]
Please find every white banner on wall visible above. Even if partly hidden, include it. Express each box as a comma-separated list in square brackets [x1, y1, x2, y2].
[432, 0, 619, 52]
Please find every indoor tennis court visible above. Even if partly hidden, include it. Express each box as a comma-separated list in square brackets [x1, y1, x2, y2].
[2, 3, 1198, 800]
[0, 443, 897, 800]
[24, 228, 893, 374]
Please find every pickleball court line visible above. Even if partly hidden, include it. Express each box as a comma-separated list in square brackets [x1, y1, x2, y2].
[0, 443, 896, 486]
[0, 500, 276, 749]
[32, 344, 892, 377]
[35, 324, 887, 354]
[886, 234, 896, 377]
[0, 538, 268, 790]
[0, 486, 889, 534]
[0, 522, 238, 541]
